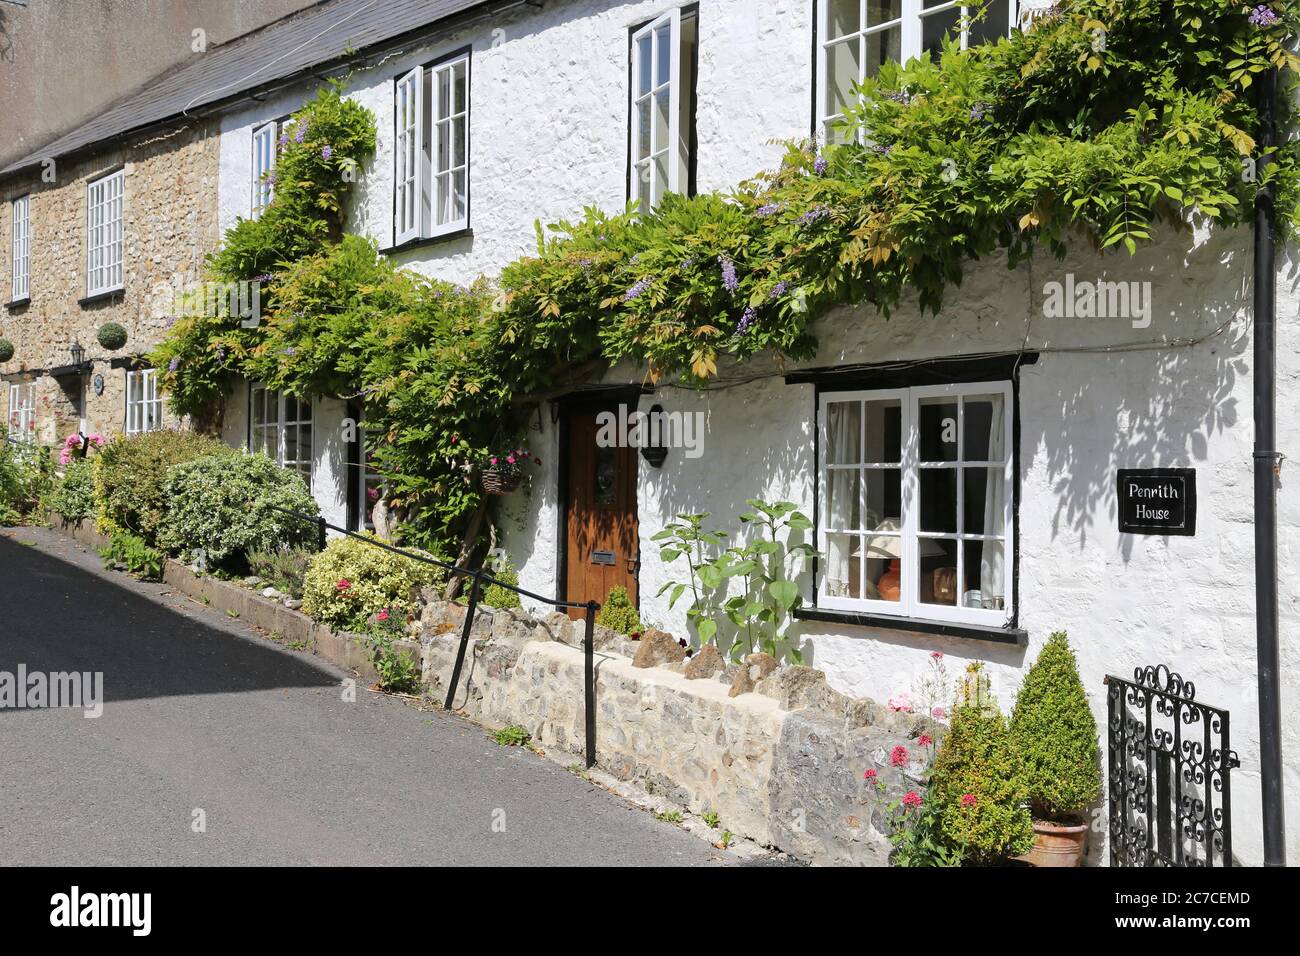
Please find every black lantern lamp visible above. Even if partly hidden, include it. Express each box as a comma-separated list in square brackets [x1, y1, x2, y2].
[639, 403, 669, 469]
[69, 339, 86, 366]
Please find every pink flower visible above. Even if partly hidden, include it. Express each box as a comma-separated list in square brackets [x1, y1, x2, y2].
[89, 434, 105, 446]
[863, 768, 877, 782]
[961, 793, 977, 808]
[506, 455, 516, 465]
[887, 692, 913, 712]
[902, 791, 923, 810]
[377, 609, 390, 622]
[918, 734, 933, 747]
[931, 706, 946, 719]
[336, 578, 352, 592]
[490, 457, 498, 466]
[930, 651, 943, 660]
[58, 451, 70, 465]
[890, 745, 909, 768]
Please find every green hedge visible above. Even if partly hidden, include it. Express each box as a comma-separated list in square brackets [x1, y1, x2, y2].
[95, 430, 230, 539]
[302, 533, 445, 632]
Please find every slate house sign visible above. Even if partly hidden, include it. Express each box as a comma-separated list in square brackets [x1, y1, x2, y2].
[1117, 468, 1197, 536]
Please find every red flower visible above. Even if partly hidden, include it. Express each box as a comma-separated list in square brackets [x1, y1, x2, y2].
[930, 651, 943, 660]
[961, 793, 977, 808]
[376, 609, 390, 622]
[863, 768, 877, 781]
[890, 745, 909, 768]
[336, 578, 352, 592]
[918, 734, 933, 747]
[902, 791, 923, 810]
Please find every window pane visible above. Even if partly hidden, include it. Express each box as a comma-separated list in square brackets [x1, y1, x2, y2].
[863, 468, 900, 530]
[826, 401, 861, 464]
[637, 35, 653, 95]
[453, 115, 466, 167]
[453, 170, 467, 219]
[827, 0, 859, 40]
[825, 468, 862, 531]
[918, 397, 959, 462]
[861, 528, 901, 602]
[918, 537, 957, 606]
[967, 0, 1010, 47]
[453, 61, 467, 114]
[825, 37, 860, 119]
[919, 467, 957, 533]
[438, 68, 451, 120]
[654, 89, 670, 155]
[964, 467, 1005, 537]
[963, 539, 1005, 609]
[922, 4, 961, 59]
[863, 398, 900, 463]
[655, 23, 671, 86]
[824, 532, 864, 600]
[867, 0, 902, 25]
[962, 392, 1005, 462]
[652, 152, 669, 205]
[865, 25, 901, 78]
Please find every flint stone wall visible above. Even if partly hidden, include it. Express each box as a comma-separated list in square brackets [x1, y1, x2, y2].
[417, 598, 931, 866]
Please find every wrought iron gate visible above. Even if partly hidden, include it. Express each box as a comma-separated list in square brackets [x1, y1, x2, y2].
[1105, 665, 1240, 867]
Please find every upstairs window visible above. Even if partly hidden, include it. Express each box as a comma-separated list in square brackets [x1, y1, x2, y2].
[816, 1, 1015, 142]
[11, 195, 30, 302]
[629, 7, 697, 211]
[6, 382, 35, 443]
[251, 385, 313, 485]
[394, 50, 471, 245]
[125, 369, 163, 435]
[86, 169, 124, 296]
[252, 121, 278, 217]
[817, 381, 1014, 627]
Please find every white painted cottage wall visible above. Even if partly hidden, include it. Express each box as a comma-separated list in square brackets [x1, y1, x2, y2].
[210, 0, 1299, 863]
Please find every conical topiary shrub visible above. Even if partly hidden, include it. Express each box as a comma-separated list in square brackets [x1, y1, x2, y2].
[929, 663, 1035, 864]
[1009, 631, 1101, 823]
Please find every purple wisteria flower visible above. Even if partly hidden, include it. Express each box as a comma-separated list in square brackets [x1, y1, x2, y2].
[253, 273, 274, 283]
[869, 143, 893, 156]
[755, 202, 782, 218]
[278, 131, 290, 149]
[719, 255, 739, 295]
[168, 357, 181, 372]
[1250, 4, 1280, 26]
[814, 154, 829, 176]
[886, 90, 913, 105]
[624, 278, 651, 302]
[798, 205, 831, 226]
[294, 119, 309, 144]
[970, 103, 989, 122]
[216, 347, 227, 361]
[282, 347, 296, 356]
[769, 280, 790, 300]
[321, 145, 333, 160]
[736, 306, 758, 334]
[680, 256, 696, 270]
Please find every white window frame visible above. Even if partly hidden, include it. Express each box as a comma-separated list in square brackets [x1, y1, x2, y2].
[250, 384, 313, 485]
[86, 169, 124, 296]
[6, 382, 35, 444]
[125, 368, 163, 435]
[394, 66, 426, 244]
[252, 120, 278, 217]
[815, 1, 1018, 142]
[11, 194, 30, 302]
[629, 9, 685, 211]
[356, 426, 383, 532]
[429, 52, 470, 237]
[816, 381, 1014, 627]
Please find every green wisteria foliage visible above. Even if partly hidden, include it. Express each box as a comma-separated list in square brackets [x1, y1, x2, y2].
[157, 1, 1300, 547]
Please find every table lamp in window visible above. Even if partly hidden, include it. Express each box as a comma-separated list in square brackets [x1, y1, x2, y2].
[863, 518, 946, 603]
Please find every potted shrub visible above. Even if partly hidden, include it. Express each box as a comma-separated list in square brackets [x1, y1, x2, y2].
[1009, 631, 1102, 866]
[928, 663, 1035, 865]
[480, 447, 539, 496]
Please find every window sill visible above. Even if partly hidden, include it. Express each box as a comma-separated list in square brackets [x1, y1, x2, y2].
[4, 297, 30, 311]
[79, 288, 124, 307]
[380, 227, 473, 255]
[793, 606, 1028, 646]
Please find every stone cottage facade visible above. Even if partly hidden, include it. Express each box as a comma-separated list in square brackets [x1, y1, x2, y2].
[0, 124, 219, 445]
[2, 0, 1293, 864]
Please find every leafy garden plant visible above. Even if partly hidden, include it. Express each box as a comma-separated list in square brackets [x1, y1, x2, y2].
[1009, 630, 1102, 824]
[45, 458, 98, 523]
[596, 585, 642, 635]
[302, 532, 445, 631]
[94, 429, 229, 540]
[100, 530, 164, 581]
[0, 441, 55, 525]
[364, 608, 421, 693]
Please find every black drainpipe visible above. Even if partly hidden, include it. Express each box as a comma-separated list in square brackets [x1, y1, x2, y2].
[1253, 66, 1285, 867]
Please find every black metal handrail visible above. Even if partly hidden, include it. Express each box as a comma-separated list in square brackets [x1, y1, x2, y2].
[267, 505, 599, 768]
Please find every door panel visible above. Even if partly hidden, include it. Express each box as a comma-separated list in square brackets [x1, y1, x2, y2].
[565, 411, 639, 619]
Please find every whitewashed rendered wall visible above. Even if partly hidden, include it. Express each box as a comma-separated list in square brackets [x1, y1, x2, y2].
[208, 1, 1298, 863]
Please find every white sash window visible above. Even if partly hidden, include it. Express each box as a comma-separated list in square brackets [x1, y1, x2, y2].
[6, 382, 35, 443]
[125, 369, 163, 435]
[11, 195, 30, 302]
[629, 8, 697, 211]
[252, 121, 278, 216]
[86, 169, 124, 296]
[251, 385, 313, 485]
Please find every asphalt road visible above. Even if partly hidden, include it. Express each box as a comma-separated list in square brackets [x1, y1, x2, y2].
[0, 527, 732, 866]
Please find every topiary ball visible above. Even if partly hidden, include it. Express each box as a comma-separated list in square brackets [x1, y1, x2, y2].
[0, 338, 14, 363]
[97, 322, 128, 351]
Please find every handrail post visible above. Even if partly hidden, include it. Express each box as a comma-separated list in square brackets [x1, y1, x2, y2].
[584, 600, 597, 769]
[444, 573, 481, 711]
[316, 516, 327, 553]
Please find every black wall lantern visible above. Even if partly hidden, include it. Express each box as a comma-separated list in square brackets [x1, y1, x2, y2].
[69, 340, 86, 365]
[639, 403, 669, 469]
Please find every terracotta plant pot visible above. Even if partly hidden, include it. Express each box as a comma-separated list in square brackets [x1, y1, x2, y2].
[1019, 819, 1089, 867]
[481, 469, 522, 496]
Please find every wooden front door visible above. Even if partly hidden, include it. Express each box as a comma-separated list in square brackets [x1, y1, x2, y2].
[564, 410, 639, 619]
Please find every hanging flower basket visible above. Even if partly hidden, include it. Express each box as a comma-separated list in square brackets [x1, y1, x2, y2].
[481, 469, 522, 496]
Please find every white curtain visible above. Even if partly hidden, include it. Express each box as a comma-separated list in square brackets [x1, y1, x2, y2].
[980, 396, 1006, 604]
[827, 404, 858, 597]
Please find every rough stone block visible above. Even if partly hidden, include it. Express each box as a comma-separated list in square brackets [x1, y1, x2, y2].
[728, 652, 778, 697]
[683, 644, 725, 680]
[754, 664, 829, 710]
[631, 629, 688, 669]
